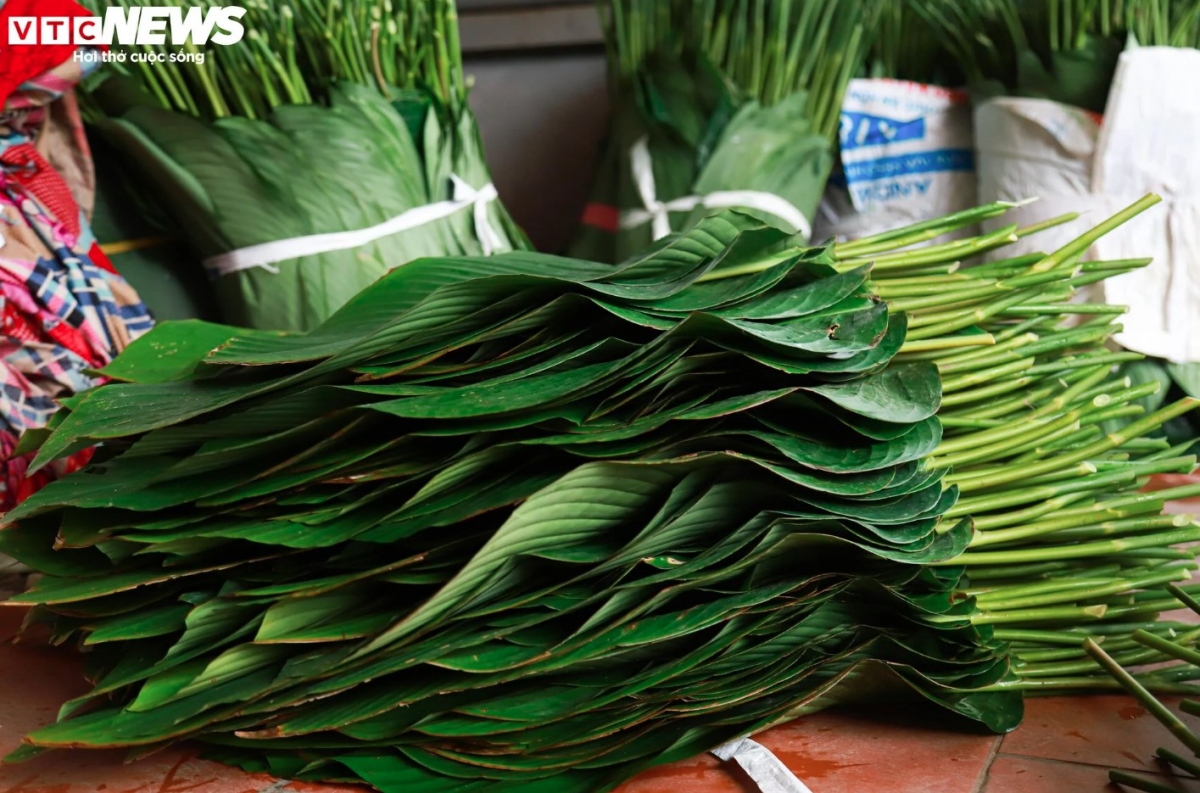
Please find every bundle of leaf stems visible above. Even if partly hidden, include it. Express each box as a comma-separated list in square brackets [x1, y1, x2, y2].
[867, 0, 953, 82]
[1039, 0, 1200, 51]
[605, 0, 874, 140]
[1126, 0, 1200, 47]
[811, 196, 1200, 694]
[912, 0, 1200, 92]
[1044, 0, 1127, 50]
[83, 0, 465, 121]
[905, 0, 1023, 86]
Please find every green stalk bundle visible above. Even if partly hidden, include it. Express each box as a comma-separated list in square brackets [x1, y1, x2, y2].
[80, 0, 526, 333]
[571, 0, 876, 262]
[914, 0, 1200, 112]
[607, 0, 873, 140]
[865, 0, 963, 84]
[921, 0, 1200, 455]
[1126, 0, 1200, 47]
[1071, 590, 1200, 790]
[912, 0, 1120, 112]
[830, 196, 1200, 694]
[83, 0, 466, 120]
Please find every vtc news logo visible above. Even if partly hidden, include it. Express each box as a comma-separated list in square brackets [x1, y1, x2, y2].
[6, 6, 246, 47]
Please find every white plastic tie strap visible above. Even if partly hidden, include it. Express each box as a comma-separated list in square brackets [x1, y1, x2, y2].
[204, 175, 503, 278]
[711, 737, 815, 793]
[621, 136, 812, 241]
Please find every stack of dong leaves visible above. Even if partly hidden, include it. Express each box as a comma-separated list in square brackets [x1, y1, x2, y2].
[3, 197, 1199, 792]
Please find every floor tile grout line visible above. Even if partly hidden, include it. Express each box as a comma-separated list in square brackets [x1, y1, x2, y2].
[970, 735, 1005, 793]
[992, 751, 1185, 777]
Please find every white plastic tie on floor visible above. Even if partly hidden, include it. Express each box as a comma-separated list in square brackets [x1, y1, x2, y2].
[255, 782, 294, 793]
[711, 737, 815, 793]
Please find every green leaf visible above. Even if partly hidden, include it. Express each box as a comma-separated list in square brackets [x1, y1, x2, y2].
[810, 363, 942, 423]
[85, 603, 191, 645]
[1168, 362, 1200, 398]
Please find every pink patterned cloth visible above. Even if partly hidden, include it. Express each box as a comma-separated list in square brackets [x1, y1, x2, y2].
[0, 17, 153, 512]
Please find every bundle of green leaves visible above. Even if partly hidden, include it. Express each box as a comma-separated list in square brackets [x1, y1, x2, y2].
[88, 131, 220, 323]
[81, 0, 526, 332]
[864, 0, 966, 85]
[571, 0, 875, 263]
[1, 213, 1018, 790]
[915, 0, 1200, 113]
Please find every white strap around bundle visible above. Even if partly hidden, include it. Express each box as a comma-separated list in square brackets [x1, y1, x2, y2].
[712, 737, 816, 793]
[621, 137, 812, 241]
[203, 174, 505, 278]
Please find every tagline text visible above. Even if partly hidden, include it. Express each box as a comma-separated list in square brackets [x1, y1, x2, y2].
[73, 49, 206, 65]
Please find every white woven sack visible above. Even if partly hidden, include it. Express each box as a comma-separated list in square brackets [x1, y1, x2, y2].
[974, 47, 1200, 362]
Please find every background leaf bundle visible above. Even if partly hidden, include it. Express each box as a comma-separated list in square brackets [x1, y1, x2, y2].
[81, 0, 527, 333]
[0, 213, 1019, 791]
[916, 0, 1200, 112]
[570, 0, 876, 263]
[864, 0, 965, 85]
[89, 131, 220, 324]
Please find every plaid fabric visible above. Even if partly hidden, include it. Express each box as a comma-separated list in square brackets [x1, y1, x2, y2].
[0, 13, 153, 512]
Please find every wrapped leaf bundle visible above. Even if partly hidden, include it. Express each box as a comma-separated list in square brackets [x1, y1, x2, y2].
[82, 0, 526, 332]
[89, 132, 220, 323]
[1, 214, 1018, 789]
[571, 0, 873, 262]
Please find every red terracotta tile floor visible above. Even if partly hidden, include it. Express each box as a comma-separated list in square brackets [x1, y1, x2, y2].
[4, 474, 1200, 793]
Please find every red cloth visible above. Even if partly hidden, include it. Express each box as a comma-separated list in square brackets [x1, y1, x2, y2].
[0, 0, 97, 107]
[581, 203, 621, 233]
[1, 302, 37, 343]
[0, 145, 117, 275]
[1, 142, 82, 238]
[87, 240, 116, 274]
[12, 445, 92, 503]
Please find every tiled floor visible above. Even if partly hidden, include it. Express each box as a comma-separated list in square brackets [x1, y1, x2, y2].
[3, 478, 1200, 793]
